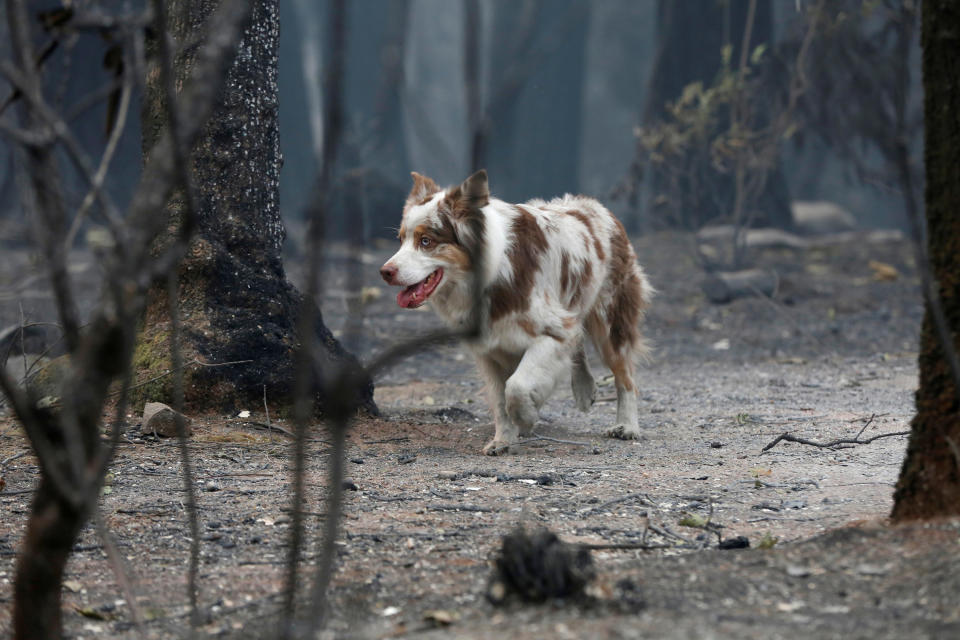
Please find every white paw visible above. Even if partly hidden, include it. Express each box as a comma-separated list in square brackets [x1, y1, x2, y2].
[606, 424, 640, 440]
[482, 439, 511, 456]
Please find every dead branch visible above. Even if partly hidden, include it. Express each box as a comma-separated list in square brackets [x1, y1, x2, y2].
[761, 421, 910, 453]
[580, 492, 655, 516]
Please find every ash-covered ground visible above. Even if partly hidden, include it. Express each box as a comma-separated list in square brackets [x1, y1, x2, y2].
[3, 229, 957, 639]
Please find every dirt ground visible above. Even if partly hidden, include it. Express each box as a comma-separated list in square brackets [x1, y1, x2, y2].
[2, 229, 959, 639]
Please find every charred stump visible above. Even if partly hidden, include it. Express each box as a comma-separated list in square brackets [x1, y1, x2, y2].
[891, 0, 960, 521]
[139, 0, 374, 416]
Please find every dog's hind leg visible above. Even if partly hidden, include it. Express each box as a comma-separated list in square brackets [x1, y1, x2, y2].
[586, 312, 641, 440]
[571, 340, 596, 413]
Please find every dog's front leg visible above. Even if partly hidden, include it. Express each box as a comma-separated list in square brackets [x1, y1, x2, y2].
[477, 355, 519, 456]
[501, 337, 568, 449]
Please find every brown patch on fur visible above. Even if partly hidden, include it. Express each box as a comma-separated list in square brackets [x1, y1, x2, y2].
[564, 209, 605, 260]
[488, 207, 548, 322]
[435, 245, 471, 270]
[398, 222, 406, 239]
[412, 216, 471, 269]
[560, 251, 571, 297]
[543, 326, 565, 342]
[607, 219, 644, 352]
[562, 316, 578, 330]
[518, 317, 538, 337]
[586, 310, 635, 392]
[568, 258, 594, 308]
[407, 172, 440, 208]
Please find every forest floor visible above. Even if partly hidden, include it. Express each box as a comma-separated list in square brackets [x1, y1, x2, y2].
[2, 228, 959, 639]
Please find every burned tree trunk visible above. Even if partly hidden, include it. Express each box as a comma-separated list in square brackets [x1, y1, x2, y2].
[891, 0, 960, 521]
[139, 0, 374, 415]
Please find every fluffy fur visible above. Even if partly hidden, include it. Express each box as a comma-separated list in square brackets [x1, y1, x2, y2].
[381, 170, 652, 455]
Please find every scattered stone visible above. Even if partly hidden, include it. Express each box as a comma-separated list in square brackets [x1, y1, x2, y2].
[786, 565, 812, 578]
[142, 402, 193, 438]
[204, 481, 221, 492]
[856, 563, 891, 576]
[398, 453, 417, 465]
[702, 269, 778, 304]
[438, 471, 458, 480]
[710, 441, 723, 448]
[423, 609, 459, 626]
[342, 478, 358, 491]
[350, 457, 364, 465]
[791, 201, 856, 235]
[718, 536, 750, 550]
[591, 446, 602, 455]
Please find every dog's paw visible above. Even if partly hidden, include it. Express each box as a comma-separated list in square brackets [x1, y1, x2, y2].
[482, 439, 511, 456]
[606, 424, 640, 440]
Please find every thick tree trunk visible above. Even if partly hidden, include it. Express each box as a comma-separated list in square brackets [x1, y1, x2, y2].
[644, 0, 791, 230]
[139, 0, 374, 415]
[891, 0, 960, 521]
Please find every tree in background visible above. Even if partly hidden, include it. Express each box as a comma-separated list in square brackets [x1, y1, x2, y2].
[891, 0, 960, 520]
[480, 0, 591, 202]
[0, 1, 253, 635]
[636, 0, 793, 231]
[139, 0, 374, 416]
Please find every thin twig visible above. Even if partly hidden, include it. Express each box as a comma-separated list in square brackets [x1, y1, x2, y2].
[94, 510, 145, 631]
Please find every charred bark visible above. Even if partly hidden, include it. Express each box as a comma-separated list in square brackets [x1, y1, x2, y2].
[891, 0, 960, 521]
[140, 0, 375, 415]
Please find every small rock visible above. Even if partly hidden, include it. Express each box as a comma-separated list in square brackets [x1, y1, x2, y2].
[718, 536, 750, 550]
[341, 478, 358, 491]
[398, 453, 417, 465]
[856, 563, 891, 576]
[438, 471, 458, 480]
[591, 446, 602, 455]
[350, 457, 364, 465]
[786, 565, 812, 578]
[274, 514, 291, 525]
[710, 441, 723, 448]
[203, 481, 220, 492]
[142, 402, 193, 438]
[791, 201, 856, 235]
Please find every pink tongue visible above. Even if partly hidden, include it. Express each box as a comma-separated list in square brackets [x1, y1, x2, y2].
[397, 281, 426, 308]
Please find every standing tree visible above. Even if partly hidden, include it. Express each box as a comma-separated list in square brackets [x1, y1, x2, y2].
[479, 0, 591, 202]
[639, 0, 792, 230]
[891, 0, 960, 520]
[138, 0, 375, 416]
[0, 1, 254, 636]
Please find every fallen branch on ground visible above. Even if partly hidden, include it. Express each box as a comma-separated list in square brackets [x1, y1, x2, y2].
[761, 414, 909, 453]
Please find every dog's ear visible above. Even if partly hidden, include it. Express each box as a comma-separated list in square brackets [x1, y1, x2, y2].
[460, 169, 489, 208]
[408, 171, 440, 204]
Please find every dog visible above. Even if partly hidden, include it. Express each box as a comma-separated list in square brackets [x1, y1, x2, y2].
[380, 170, 652, 455]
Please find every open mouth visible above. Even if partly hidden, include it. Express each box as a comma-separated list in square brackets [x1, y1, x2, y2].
[396, 268, 443, 309]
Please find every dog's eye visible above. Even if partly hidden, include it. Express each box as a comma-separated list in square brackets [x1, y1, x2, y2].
[420, 236, 433, 248]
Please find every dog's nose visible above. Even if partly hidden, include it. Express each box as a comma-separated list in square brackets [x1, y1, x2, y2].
[380, 264, 398, 284]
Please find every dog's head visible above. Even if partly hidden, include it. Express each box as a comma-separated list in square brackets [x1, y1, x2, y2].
[380, 170, 489, 308]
